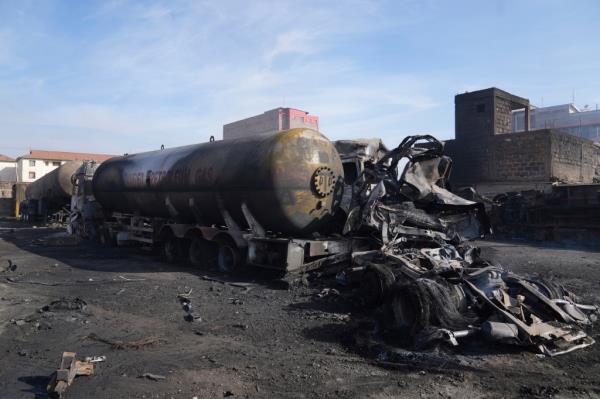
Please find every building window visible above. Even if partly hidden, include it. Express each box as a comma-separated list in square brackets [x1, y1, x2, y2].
[52, 161, 61, 166]
[29, 160, 36, 167]
[45, 161, 49, 166]
[29, 171, 36, 179]
[476, 103, 485, 113]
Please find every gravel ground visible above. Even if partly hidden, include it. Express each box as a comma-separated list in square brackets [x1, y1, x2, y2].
[1, 220, 599, 399]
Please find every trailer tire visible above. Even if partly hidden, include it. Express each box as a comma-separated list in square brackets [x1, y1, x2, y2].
[162, 236, 181, 263]
[99, 228, 116, 247]
[189, 237, 217, 269]
[215, 237, 242, 273]
[360, 264, 396, 307]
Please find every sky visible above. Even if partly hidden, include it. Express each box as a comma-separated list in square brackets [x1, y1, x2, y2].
[1, 0, 600, 158]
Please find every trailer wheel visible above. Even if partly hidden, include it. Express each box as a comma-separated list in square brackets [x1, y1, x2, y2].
[216, 237, 242, 273]
[99, 228, 116, 247]
[189, 237, 217, 269]
[179, 238, 191, 260]
[162, 237, 180, 263]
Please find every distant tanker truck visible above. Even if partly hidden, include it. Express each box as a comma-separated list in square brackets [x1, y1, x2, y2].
[22, 160, 84, 221]
[71, 128, 357, 273]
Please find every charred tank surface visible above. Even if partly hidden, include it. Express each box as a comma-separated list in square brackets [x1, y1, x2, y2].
[25, 161, 83, 209]
[92, 128, 344, 235]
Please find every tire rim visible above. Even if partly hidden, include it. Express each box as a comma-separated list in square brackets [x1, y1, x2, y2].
[218, 245, 236, 272]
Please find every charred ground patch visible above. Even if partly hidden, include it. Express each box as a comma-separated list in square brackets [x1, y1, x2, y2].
[1, 224, 600, 398]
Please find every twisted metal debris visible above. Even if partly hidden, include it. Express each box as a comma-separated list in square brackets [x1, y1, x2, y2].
[338, 135, 597, 356]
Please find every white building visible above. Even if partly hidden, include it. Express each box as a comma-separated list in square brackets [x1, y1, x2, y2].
[513, 104, 600, 141]
[15, 150, 115, 183]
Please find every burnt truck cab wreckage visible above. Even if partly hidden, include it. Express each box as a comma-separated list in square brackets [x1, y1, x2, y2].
[64, 129, 598, 357]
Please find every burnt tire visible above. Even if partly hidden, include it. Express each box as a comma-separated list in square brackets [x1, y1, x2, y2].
[189, 237, 218, 269]
[161, 237, 181, 263]
[386, 278, 473, 336]
[215, 237, 242, 273]
[359, 263, 396, 307]
[99, 227, 116, 247]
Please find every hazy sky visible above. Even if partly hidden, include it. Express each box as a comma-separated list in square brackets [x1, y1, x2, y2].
[1, 0, 599, 157]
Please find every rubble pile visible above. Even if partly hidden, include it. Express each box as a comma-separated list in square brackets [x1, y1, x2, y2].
[338, 135, 598, 356]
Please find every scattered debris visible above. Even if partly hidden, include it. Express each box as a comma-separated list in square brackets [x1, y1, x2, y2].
[492, 185, 600, 244]
[47, 352, 94, 398]
[305, 312, 350, 322]
[232, 323, 249, 330]
[84, 333, 163, 350]
[5, 276, 146, 286]
[0, 259, 17, 272]
[201, 275, 254, 291]
[138, 373, 166, 381]
[177, 288, 193, 298]
[41, 297, 87, 313]
[118, 275, 146, 281]
[178, 293, 202, 322]
[316, 288, 340, 298]
[84, 355, 106, 363]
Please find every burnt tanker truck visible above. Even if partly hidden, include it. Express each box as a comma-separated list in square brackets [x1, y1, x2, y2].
[71, 128, 360, 273]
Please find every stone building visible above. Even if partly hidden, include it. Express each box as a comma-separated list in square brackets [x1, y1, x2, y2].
[445, 88, 600, 195]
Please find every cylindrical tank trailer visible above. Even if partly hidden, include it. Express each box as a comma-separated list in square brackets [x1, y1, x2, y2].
[24, 160, 83, 217]
[92, 128, 344, 236]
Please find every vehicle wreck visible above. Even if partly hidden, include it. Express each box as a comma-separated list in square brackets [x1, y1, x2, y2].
[334, 135, 598, 356]
[58, 130, 598, 357]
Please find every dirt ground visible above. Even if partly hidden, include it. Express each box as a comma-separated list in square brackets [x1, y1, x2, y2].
[1, 219, 599, 399]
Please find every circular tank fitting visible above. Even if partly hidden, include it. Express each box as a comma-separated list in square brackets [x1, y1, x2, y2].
[312, 166, 337, 197]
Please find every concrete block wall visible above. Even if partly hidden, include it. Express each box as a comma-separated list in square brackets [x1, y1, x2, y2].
[445, 129, 600, 193]
[549, 131, 600, 183]
[445, 130, 552, 186]
[488, 130, 550, 181]
[495, 97, 514, 135]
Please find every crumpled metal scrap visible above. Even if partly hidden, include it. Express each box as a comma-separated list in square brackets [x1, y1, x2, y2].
[342, 135, 598, 356]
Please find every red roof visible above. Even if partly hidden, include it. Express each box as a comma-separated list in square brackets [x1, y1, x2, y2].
[0, 154, 15, 162]
[19, 149, 115, 162]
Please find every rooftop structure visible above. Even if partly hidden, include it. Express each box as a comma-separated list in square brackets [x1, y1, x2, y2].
[223, 108, 319, 140]
[455, 87, 530, 141]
